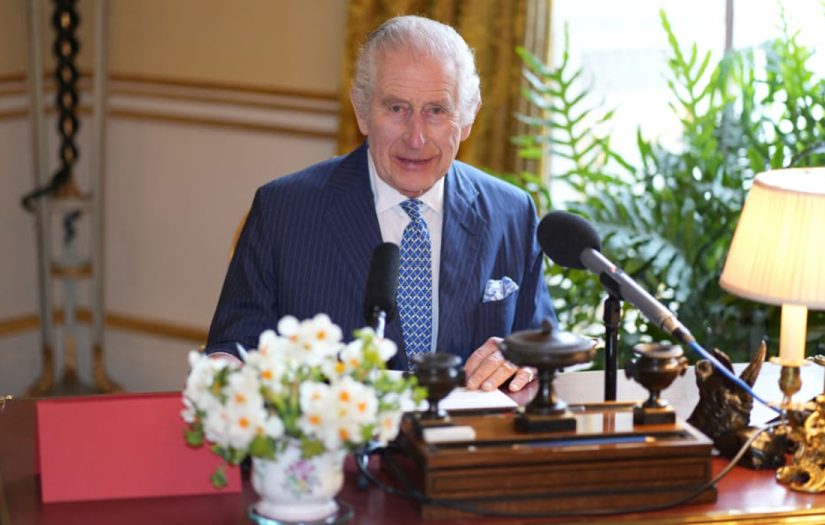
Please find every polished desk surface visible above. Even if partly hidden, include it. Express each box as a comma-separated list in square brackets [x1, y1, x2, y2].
[3, 365, 825, 525]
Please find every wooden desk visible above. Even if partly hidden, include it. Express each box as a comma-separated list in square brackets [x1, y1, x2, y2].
[3, 366, 825, 524]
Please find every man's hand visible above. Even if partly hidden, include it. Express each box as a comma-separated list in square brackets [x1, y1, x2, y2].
[464, 337, 535, 392]
[207, 351, 243, 366]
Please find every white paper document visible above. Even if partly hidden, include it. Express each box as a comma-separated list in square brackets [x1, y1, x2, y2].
[386, 370, 518, 412]
[437, 387, 518, 411]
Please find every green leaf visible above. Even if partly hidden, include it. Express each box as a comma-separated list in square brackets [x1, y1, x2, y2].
[300, 438, 326, 459]
[210, 465, 228, 489]
[249, 435, 277, 459]
[183, 425, 204, 447]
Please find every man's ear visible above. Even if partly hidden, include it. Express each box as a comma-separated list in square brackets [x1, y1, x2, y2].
[350, 93, 369, 136]
[460, 123, 473, 141]
[460, 100, 481, 141]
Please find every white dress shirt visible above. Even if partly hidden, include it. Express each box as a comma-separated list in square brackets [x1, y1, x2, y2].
[368, 151, 442, 353]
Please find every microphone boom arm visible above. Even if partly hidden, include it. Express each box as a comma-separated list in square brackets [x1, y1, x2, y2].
[581, 249, 695, 345]
[582, 249, 781, 414]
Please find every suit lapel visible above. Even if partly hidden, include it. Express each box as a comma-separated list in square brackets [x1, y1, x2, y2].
[323, 143, 382, 308]
[438, 164, 484, 352]
[323, 144, 407, 368]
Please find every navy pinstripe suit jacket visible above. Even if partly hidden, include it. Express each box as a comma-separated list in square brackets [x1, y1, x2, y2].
[206, 143, 556, 370]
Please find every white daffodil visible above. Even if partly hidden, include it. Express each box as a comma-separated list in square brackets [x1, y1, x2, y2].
[374, 336, 398, 362]
[246, 351, 287, 395]
[339, 334, 398, 374]
[327, 418, 362, 449]
[375, 410, 404, 445]
[330, 376, 377, 425]
[180, 396, 198, 424]
[275, 323, 308, 365]
[297, 408, 328, 441]
[256, 329, 279, 357]
[184, 351, 232, 414]
[281, 314, 343, 367]
[320, 357, 348, 382]
[352, 389, 378, 424]
[338, 341, 365, 373]
[263, 414, 285, 439]
[203, 406, 231, 448]
[299, 381, 330, 413]
[300, 313, 343, 353]
[225, 404, 268, 451]
[276, 315, 300, 338]
[226, 368, 263, 412]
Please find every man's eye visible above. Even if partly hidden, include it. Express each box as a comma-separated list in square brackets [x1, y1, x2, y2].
[390, 105, 405, 113]
[426, 106, 450, 118]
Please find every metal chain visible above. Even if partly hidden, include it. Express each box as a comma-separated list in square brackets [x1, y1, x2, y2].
[21, 0, 81, 212]
[52, 0, 80, 187]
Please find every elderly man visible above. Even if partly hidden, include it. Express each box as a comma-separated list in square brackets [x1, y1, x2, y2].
[206, 15, 555, 393]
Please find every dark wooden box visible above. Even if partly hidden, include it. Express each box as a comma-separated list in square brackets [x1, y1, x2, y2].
[387, 403, 716, 520]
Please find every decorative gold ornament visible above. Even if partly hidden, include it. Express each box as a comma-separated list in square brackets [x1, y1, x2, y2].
[777, 394, 825, 492]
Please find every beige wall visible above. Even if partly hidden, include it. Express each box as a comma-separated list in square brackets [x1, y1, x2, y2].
[109, 0, 346, 92]
[0, 1, 27, 75]
[0, 0, 346, 91]
[0, 0, 95, 77]
[0, 1, 348, 396]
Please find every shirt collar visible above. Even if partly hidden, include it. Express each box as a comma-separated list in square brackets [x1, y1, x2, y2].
[368, 149, 445, 215]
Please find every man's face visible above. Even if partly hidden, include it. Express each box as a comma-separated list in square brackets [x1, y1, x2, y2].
[354, 49, 474, 198]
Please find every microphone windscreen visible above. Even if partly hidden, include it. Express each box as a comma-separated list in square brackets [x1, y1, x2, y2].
[364, 242, 400, 323]
[537, 211, 601, 269]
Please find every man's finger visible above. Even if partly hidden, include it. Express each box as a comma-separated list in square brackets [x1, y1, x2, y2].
[466, 350, 518, 390]
[464, 338, 501, 378]
[508, 367, 536, 392]
[478, 359, 518, 391]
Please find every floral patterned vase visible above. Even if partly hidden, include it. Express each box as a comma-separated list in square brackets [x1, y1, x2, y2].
[251, 443, 347, 523]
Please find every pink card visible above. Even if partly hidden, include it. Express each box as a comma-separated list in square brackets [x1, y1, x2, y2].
[37, 391, 241, 502]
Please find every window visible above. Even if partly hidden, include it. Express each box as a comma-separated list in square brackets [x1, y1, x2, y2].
[549, 0, 825, 202]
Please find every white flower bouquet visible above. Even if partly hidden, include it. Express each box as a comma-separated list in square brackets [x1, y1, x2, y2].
[182, 314, 424, 487]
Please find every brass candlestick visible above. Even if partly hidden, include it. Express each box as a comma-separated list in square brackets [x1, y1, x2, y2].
[777, 364, 803, 408]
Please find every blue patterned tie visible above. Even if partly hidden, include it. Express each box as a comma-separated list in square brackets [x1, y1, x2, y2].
[398, 199, 432, 364]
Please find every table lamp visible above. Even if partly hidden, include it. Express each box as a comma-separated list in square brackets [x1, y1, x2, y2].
[719, 167, 825, 492]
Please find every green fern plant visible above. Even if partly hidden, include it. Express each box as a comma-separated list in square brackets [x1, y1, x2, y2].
[509, 9, 825, 365]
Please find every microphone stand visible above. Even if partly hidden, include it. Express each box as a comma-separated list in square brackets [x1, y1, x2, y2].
[358, 306, 387, 490]
[602, 293, 621, 401]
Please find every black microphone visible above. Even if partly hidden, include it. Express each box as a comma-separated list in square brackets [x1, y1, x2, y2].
[363, 242, 400, 338]
[537, 211, 695, 345]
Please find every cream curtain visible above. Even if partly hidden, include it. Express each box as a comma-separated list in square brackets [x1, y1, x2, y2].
[336, 0, 551, 175]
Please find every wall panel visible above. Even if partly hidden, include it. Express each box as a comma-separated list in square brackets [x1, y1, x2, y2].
[0, 1, 348, 396]
[108, 0, 347, 94]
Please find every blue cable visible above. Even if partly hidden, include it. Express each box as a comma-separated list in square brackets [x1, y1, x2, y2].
[687, 339, 784, 415]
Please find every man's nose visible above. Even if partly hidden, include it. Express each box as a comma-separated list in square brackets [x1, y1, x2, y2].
[404, 113, 426, 148]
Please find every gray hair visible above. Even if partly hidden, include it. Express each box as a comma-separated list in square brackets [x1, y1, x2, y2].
[350, 15, 481, 127]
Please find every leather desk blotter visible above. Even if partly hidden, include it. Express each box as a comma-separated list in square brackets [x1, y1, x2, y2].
[36, 391, 241, 503]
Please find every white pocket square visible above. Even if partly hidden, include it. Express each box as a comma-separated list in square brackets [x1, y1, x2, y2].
[482, 276, 519, 302]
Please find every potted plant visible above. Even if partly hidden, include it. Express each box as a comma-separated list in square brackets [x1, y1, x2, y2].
[181, 314, 423, 522]
[508, 10, 825, 364]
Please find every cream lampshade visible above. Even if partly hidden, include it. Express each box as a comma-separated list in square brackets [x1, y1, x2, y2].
[720, 167, 825, 365]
